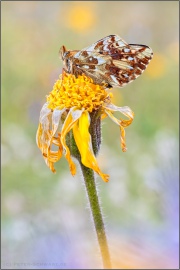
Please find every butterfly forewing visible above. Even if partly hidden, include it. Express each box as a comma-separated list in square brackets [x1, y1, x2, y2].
[62, 35, 153, 88]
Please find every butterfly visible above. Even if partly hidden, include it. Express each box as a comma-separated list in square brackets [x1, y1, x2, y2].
[59, 34, 153, 88]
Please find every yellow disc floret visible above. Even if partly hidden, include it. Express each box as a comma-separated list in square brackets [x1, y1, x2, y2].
[47, 73, 112, 112]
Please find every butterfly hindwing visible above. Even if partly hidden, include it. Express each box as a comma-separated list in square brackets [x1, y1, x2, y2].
[61, 34, 153, 87]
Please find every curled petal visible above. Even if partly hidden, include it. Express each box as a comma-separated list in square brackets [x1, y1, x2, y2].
[46, 108, 66, 168]
[39, 102, 51, 121]
[50, 108, 66, 146]
[36, 103, 52, 159]
[36, 105, 65, 173]
[104, 103, 134, 126]
[61, 107, 83, 176]
[44, 133, 62, 173]
[104, 104, 134, 152]
[52, 108, 66, 131]
[36, 123, 56, 173]
[73, 111, 109, 182]
[120, 125, 127, 152]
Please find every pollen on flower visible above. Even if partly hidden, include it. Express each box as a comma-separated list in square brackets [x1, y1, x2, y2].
[47, 73, 111, 112]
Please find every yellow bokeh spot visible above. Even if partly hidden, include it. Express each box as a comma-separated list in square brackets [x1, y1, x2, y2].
[146, 53, 167, 78]
[66, 3, 96, 32]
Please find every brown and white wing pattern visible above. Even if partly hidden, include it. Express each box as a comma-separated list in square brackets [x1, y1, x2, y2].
[72, 34, 153, 88]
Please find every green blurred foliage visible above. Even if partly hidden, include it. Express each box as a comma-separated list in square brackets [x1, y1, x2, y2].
[1, 1, 179, 269]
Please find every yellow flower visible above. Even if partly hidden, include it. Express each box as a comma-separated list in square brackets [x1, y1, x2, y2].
[36, 73, 134, 182]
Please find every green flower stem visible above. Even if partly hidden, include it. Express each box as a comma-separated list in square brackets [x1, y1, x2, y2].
[67, 110, 111, 268]
[79, 162, 112, 269]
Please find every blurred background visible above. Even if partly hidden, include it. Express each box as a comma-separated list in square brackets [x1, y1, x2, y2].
[1, 1, 179, 269]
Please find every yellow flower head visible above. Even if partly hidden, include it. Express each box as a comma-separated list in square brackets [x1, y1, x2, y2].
[36, 73, 134, 182]
[47, 73, 109, 112]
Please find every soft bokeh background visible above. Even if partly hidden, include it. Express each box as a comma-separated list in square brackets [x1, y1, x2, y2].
[1, 1, 179, 269]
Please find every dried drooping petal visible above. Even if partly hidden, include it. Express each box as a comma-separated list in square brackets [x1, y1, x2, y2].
[103, 104, 134, 152]
[73, 111, 109, 182]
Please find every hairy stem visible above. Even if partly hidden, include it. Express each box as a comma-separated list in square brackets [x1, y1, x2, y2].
[80, 162, 112, 269]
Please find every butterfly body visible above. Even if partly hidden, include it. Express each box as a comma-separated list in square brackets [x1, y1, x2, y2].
[59, 35, 153, 88]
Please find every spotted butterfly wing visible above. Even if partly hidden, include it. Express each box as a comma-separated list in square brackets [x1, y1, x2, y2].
[60, 34, 153, 88]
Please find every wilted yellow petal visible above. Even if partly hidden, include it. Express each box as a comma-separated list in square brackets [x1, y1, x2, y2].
[36, 123, 57, 173]
[104, 104, 134, 126]
[73, 111, 109, 182]
[44, 134, 63, 173]
[36, 106, 65, 173]
[104, 104, 134, 152]
[119, 125, 127, 152]
[61, 108, 83, 176]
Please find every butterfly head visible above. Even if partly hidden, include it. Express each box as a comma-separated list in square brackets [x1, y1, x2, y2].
[59, 45, 72, 73]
